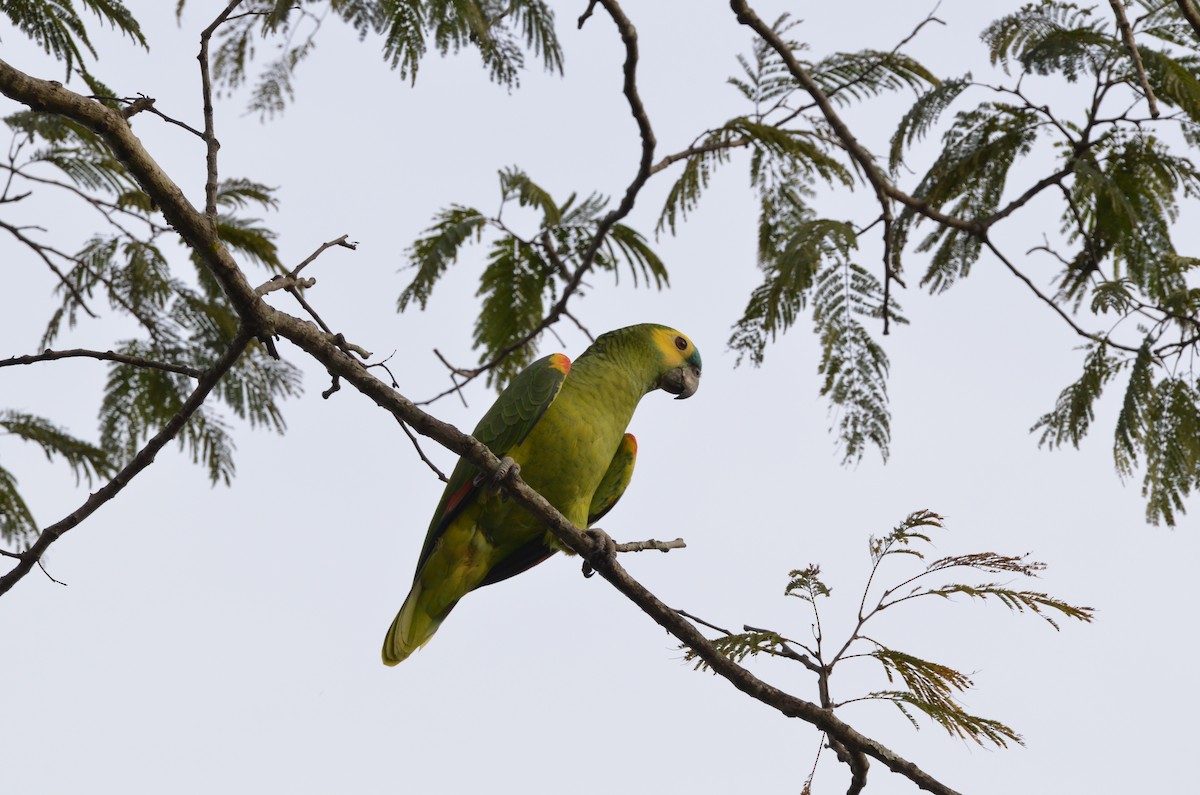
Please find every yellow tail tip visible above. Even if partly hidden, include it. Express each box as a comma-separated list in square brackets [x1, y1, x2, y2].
[381, 584, 439, 666]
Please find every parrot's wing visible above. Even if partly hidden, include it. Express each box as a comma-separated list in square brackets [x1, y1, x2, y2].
[477, 433, 638, 589]
[411, 353, 571, 580]
[588, 433, 637, 525]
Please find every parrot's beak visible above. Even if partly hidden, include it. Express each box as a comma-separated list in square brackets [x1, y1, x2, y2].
[661, 365, 701, 400]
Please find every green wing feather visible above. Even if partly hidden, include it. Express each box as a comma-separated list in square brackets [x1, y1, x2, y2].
[588, 433, 637, 525]
[412, 354, 569, 579]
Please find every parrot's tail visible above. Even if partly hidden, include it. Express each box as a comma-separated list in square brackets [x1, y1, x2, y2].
[382, 582, 447, 666]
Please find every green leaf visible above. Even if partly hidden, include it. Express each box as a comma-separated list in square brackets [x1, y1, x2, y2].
[867, 689, 1024, 748]
[784, 564, 831, 603]
[981, 1, 1103, 77]
[1068, 135, 1200, 301]
[601, 223, 668, 289]
[925, 582, 1095, 630]
[473, 235, 550, 387]
[399, 205, 488, 311]
[868, 509, 944, 564]
[499, 167, 560, 225]
[0, 466, 38, 546]
[727, 13, 805, 109]
[813, 258, 902, 464]
[0, 410, 114, 486]
[1141, 377, 1200, 526]
[728, 192, 854, 365]
[901, 104, 1039, 292]
[2, 0, 146, 79]
[889, 78, 971, 172]
[682, 631, 789, 672]
[1113, 339, 1155, 478]
[808, 48, 937, 107]
[1031, 342, 1116, 450]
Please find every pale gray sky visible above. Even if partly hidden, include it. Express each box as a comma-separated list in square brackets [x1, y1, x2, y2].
[2, 2, 1195, 793]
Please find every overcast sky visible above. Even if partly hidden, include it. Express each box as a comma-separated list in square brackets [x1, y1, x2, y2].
[2, 2, 1196, 793]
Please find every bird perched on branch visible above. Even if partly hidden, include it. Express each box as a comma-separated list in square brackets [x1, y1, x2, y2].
[383, 323, 702, 665]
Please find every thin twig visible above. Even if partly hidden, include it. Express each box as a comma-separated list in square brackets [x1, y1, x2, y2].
[37, 558, 67, 586]
[675, 608, 733, 636]
[0, 220, 98, 318]
[1, 348, 203, 378]
[198, 1, 245, 220]
[613, 537, 686, 553]
[397, 418, 449, 482]
[563, 309, 596, 342]
[291, 233, 357, 278]
[982, 237, 1140, 353]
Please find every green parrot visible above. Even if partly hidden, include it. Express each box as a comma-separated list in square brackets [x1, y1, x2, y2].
[383, 323, 702, 665]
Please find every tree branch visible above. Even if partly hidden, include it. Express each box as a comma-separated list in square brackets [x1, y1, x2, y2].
[198, 1, 245, 220]
[0, 348, 203, 378]
[729, 0, 977, 235]
[0, 219, 98, 318]
[982, 236, 1140, 354]
[1178, 0, 1200, 40]
[0, 54, 961, 795]
[0, 330, 251, 595]
[1108, 0, 1160, 118]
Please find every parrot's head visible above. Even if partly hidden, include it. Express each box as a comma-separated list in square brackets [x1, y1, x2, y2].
[649, 326, 702, 400]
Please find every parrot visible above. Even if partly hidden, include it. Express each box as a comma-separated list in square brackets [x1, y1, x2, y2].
[382, 323, 702, 665]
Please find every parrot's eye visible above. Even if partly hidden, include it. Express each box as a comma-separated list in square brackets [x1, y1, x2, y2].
[674, 336, 688, 351]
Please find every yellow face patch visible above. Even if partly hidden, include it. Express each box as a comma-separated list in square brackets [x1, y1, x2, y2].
[650, 327, 698, 368]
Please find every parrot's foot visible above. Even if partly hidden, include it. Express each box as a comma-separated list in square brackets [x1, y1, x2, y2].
[477, 457, 521, 496]
[581, 528, 616, 578]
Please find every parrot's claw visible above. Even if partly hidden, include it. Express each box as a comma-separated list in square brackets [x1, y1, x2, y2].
[581, 528, 616, 578]
[478, 457, 520, 496]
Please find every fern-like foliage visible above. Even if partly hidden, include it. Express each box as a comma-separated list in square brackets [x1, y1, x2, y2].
[812, 257, 904, 464]
[982, 1, 1105, 77]
[0, 410, 114, 485]
[0, 410, 115, 545]
[399, 168, 667, 388]
[867, 686, 1023, 748]
[7, 110, 136, 196]
[785, 563, 832, 603]
[183, 0, 563, 116]
[683, 630, 790, 672]
[0, 466, 38, 546]
[680, 509, 1091, 757]
[1140, 377, 1200, 526]
[728, 193, 849, 365]
[900, 103, 1040, 293]
[889, 78, 971, 173]
[1031, 342, 1117, 450]
[869, 647, 1019, 745]
[1, 0, 146, 80]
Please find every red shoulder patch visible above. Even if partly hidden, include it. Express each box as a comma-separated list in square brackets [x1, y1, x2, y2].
[548, 353, 572, 375]
[623, 433, 637, 453]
